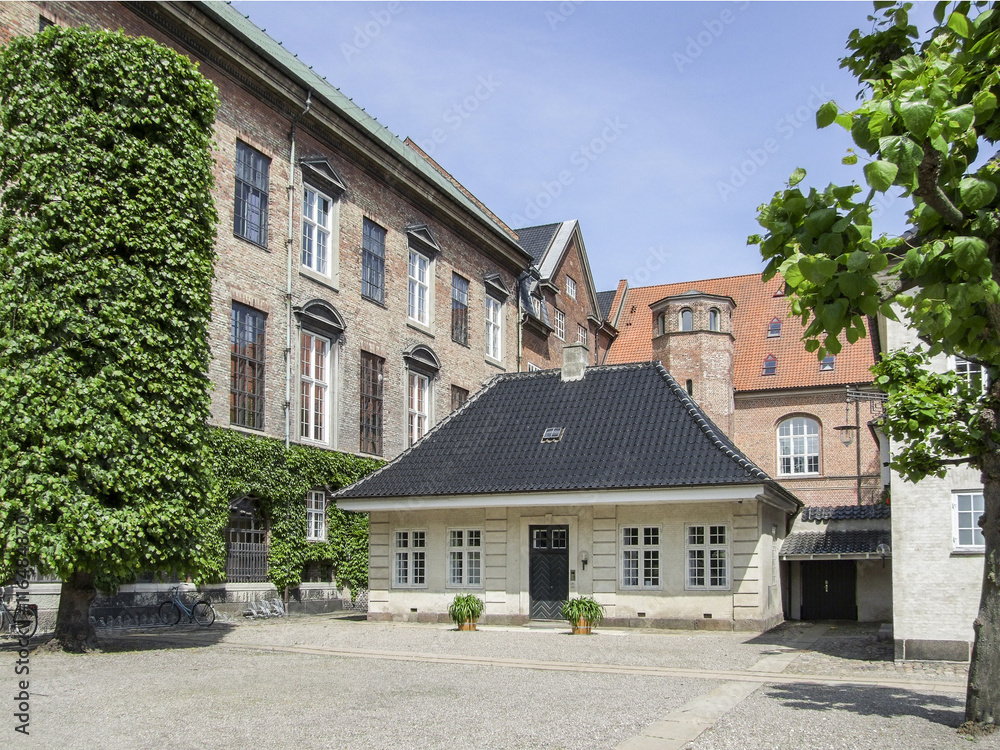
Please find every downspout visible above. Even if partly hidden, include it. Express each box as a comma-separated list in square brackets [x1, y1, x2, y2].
[285, 91, 312, 450]
[517, 277, 524, 372]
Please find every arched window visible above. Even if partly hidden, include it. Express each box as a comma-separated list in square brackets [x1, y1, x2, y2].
[708, 308, 720, 331]
[768, 317, 781, 337]
[655, 313, 666, 336]
[777, 417, 820, 475]
[680, 309, 693, 332]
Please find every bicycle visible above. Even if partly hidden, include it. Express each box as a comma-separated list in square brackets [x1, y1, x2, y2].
[158, 586, 215, 627]
[0, 587, 38, 638]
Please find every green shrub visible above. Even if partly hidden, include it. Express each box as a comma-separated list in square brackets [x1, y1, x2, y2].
[448, 593, 485, 625]
[561, 596, 605, 625]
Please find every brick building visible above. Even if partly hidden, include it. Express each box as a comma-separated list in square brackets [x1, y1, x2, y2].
[604, 274, 892, 622]
[1, 1, 534, 609]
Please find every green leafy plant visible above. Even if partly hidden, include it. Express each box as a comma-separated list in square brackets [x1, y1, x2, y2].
[448, 593, 485, 626]
[748, 1, 1000, 724]
[561, 596, 605, 626]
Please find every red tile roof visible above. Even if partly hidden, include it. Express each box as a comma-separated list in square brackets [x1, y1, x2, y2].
[607, 273, 876, 391]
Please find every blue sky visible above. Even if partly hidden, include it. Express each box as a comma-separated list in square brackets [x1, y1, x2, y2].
[232, 1, 927, 293]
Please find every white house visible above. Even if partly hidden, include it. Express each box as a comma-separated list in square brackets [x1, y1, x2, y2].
[336, 345, 802, 630]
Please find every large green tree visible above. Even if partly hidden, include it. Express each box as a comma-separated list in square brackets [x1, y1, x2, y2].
[0, 26, 221, 650]
[751, 1, 1000, 724]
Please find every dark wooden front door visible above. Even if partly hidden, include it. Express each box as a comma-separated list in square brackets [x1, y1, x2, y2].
[801, 560, 857, 620]
[529, 525, 569, 620]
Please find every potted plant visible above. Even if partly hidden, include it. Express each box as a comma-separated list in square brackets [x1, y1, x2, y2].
[448, 593, 485, 631]
[561, 596, 605, 635]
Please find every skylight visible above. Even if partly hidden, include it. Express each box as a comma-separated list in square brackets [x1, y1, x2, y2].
[541, 427, 564, 442]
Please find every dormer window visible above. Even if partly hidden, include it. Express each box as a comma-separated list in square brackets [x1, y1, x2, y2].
[768, 318, 782, 338]
[680, 309, 693, 332]
[762, 354, 777, 376]
[820, 356, 835, 371]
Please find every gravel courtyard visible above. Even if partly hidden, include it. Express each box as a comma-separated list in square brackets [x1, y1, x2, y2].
[4, 616, 995, 750]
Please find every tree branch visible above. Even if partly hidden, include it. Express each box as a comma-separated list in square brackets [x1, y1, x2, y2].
[915, 146, 967, 228]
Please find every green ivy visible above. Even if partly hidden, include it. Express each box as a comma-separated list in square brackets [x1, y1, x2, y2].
[0, 26, 220, 592]
[206, 428, 382, 596]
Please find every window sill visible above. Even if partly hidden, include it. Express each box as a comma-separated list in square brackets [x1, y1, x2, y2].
[233, 233, 269, 252]
[299, 267, 339, 292]
[485, 356, 505, 371]
[951, 548, 985, 556]
[391, 585, 429, 590]
[445, 584, 484, 589]
[406, 320, 434, 338]
[777, 473, 821, 479]
[227, 423, 267, 436]
[362, 295, 387, 310]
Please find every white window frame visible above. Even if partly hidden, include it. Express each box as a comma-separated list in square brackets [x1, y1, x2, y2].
[447, 529, 483, 587]
[300, 331, 331, 445]
[952, 356, 987, 394]
[566, 276, 577, 300]
[577, 324, 588, 346]
[393, 530, 427, 588]
[301, 184, 337, 280]
[777, 416, 820, 476]
[408, 248, 430, 326]
[686, 524, 730, 590]
[526, 362, 542, 372]
[953, 491, 985, 551]
[305, 490, 327, 542]
[531, 297, 542, 318]
[486, 295, 503, 361]
[407, 371, 430, 447]
[620, 525, 661, 589]
[554, 308, 566, 340]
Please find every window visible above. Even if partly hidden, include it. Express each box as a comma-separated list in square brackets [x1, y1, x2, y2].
[768, 317, 782, 337]
[709, 308, 720, 331]
[486, 296, 502, 360]
[554, 308, 566, 340]
[577, 324, 588, 346]
[621, 526, 660, 588]
[305, 490, 327, 541]
[531, 297, 542, 318]
[451, 385, 469, 412]
[762, 354, 777, 376]
[451, 274, 469, 345]
[408, 249, 430, 325]
[778, 416, 820, 475]
[361, 218, 386, 303]
[655, 313, 666, 337]
[360, 352, 384, 455]
[408, 372, 429, 446]
[680, 309, 693, 331]
[300, 332, 329, 443]
[686, 524, 729, 590]
[301, 186, 333, 277]
[685, 379, 694, 396]
[527, 362, 542, 372]
[954, 492, 985, 550]
[954, 357, 986, 393]
[394, 530, 426, 587]
[566, 276, 577, 300]
[234, 142, 269, 246]
[230, 303, 266, 429]
[820, 356, 835, 371]
[448, 529, 482, 587]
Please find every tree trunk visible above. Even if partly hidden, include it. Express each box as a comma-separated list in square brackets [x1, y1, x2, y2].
[53, 571, 98, 652]
[967, 453, 1000, 724]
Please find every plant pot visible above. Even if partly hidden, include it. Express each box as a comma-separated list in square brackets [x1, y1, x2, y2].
[458, 619, 477, 631]
[571, 618, 592, 635]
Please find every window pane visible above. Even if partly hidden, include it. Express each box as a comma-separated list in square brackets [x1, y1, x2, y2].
[644, 550, 659, 587]
[623, 527, 638, 546]
[449, 551, 463, 585]
[710, 526, 727, 545]
[412, 532, 425, 548]
[710, 549, 728, 587]
[644, 527, 658, 546]
[551, 528, 567, 549]
[395, 553, 408, 584]
[688, 549, 704, 587]
[412, 552, 425, 584]
[467, 530, 481, 547]
[450, 530, 463, 548]
[623, 550, 638, 587]
[688, 526, 704, 546]
[468, 551, 481, 586]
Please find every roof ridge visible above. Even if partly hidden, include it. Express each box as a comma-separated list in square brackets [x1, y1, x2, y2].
[625, 271, 769, 294]
[652, 363, 770, 482]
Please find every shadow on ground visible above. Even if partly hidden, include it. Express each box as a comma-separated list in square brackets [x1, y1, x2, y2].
[748, 621, 894, 663]
[0, 622, 239, 654]
[764, 682, 965, 727]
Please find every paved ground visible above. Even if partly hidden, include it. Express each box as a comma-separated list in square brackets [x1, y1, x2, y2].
[3, 616, 996, 750]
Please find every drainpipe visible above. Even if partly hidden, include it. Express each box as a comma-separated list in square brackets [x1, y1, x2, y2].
[285, 91, 312, 451]
[517, 276, 524, 372]
[285, 91, 312, 617]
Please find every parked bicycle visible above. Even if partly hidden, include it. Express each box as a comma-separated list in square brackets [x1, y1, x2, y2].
[0, 587, 38, 638]
[158, 586, 215, 627]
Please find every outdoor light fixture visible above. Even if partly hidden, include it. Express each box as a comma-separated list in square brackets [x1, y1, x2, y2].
[580, 551, 589, 571]
[835, 424, 857, 447]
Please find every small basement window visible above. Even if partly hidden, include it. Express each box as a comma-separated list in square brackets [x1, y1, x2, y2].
[541, 427, 564, 442]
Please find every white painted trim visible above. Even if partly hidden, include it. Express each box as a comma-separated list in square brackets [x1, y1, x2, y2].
[337, 484, 765, 512]
[538, 220, 576, 280]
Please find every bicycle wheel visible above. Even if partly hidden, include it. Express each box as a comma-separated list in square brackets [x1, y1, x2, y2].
[13, 605, 37, 638]
[158, 601, 180, 626]
[192, 601, 215, 627]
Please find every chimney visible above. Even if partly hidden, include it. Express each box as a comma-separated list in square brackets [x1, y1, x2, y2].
[562, 343, 589, 382]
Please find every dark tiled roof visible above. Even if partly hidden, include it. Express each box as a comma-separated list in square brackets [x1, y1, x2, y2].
[337, 363, 782, 499]
[596, 290, 616, 322]
[515, 223, 561, 265]
[801, 504, 891, 522]
[781, 530, 891, 557]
